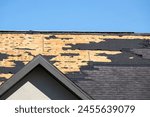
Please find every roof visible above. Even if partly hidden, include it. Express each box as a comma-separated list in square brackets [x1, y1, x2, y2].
[0, 31, 150, 99]
[0, 55, 92, 100]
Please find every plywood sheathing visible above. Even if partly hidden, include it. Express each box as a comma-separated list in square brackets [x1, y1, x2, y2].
[0, 34, 150, 80]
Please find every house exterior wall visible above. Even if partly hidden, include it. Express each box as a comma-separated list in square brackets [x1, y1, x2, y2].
[7, 81, 51, 100]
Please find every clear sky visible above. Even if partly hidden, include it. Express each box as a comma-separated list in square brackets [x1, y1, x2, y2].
[0, 0, 150, 32]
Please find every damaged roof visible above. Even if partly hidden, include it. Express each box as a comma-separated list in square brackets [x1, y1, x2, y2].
[0, 31, 150, 99]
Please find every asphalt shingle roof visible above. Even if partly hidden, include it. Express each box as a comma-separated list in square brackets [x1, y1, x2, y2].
[0, 31, 150, 99]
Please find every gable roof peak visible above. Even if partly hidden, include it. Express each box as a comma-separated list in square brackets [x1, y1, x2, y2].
[0, 54, 92, 100]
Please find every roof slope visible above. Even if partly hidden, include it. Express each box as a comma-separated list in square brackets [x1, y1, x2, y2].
[0, 31, 150, 99]
[70, 65, 150, 99]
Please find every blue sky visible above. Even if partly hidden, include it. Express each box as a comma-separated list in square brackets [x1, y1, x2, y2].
[0, 0, 150, 32]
